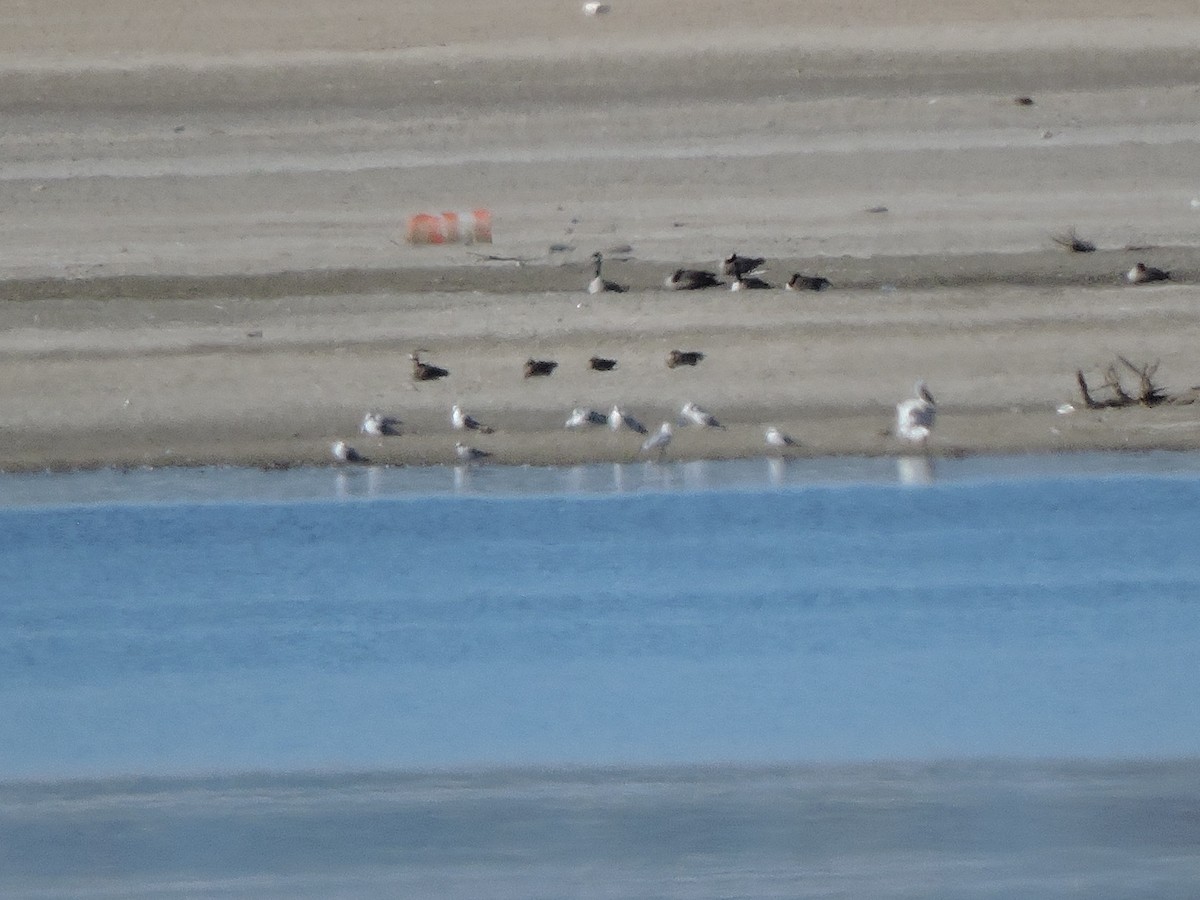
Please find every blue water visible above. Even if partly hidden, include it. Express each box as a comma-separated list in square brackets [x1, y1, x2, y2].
[3, 453, 1200, 897]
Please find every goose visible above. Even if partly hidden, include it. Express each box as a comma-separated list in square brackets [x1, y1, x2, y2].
[785, 273, 832, 291]
[664, 268, 722, 290]
[588, 252, 628, 294]
[680, 401, 723, 428]
[566, 407, 609, 429]
[410, 351, 449, 381]
[666, 349, 705, 368]
[895, 380, 937, 446]
[360, 412, 401, 436]
[641, 422, 673, 458]
[455, 441, 491, 463]
[451, 404, 495, 434]
[331, 440, 365, 463]
[589, 356, 618, 371]
[721, 252, 766, 278]
[524, 358, 558, 378]
[1126, 262, 1170, 284]
[609, 405, 649, 434]
[730, 273, 772, 291]
[764, 426, 797, 447]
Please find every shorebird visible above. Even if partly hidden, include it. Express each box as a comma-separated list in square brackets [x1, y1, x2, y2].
[360, 412, 401, 436]
[456, 441, 490, 463]
[452, 404, 495, 434]
[895, 380, 937, 447]
[764, 426, 797, 447]
[524, 358, 558, 378]
[666, 349, 705, 368]
[589, 356, 618, 371]
[641, 422, 673, 458]
[721, 253, 766, 278]
[566, 407, 609, 429]
[785, 273, 832, 291]
[331, 440, 365, 463]
[664, 268, 722, 290]
[609, 405, 649, 435]
[730, 273, 772, 291]
[410, 351, 449, 381]
[680, 401, 723, 428]
[588, 252, 628, 294]
[1126, 262, 1170, 284]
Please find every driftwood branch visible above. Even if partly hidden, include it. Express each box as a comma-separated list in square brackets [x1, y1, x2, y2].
[1076, 356, 1176, 409]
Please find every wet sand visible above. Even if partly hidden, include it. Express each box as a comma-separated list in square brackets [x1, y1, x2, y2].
[1, 0, 1199, 471]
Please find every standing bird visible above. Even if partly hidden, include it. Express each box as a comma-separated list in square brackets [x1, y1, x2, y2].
[589, 356, 618, 371]
[410, 351, 450, 381]
[452, 404, 495, 434]
[524, 358, 558, 378]
[785, 273, 832, 291]
[455, 442, 491, 463]
[895, 381, 937, 447]
[641, 422, 673, 459]
[666, 350, 705, 368]
[588, 252, 628, 294]
[664, 268, 722, 290]
[331, 440, 365, 463]
[1126, 262, 1170, 284]
[680, 401, 723, 429]
[609, 405, 649, 435]
[721, 252, 766, 278]
[764, 426, 797, 448]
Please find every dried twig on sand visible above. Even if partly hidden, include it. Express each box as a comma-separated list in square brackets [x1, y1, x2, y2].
[1051, 227, 1096, 253]
[1075, 356, 1171, 409]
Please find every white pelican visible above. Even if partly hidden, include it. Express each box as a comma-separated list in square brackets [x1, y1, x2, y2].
[331, 440, 364, 463]
[360, 412, 400, 436]
[764, 426, 797, 447]
[895, 381, 937, 446]
[1126, 262, 1170, 284]
[680, 401, 723, 428]
[588, 252, 628, 294]
[456, 441, 490, 462]
[641, 422, 673, 457]
[566, 407, 608, 429]
[452, 404, 495, 434]
[609, 405, 649, 434]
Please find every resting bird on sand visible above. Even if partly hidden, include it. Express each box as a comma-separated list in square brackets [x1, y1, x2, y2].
[331, 440, 365, 463]
[609, 405, 649, 435]
[730, 273, 773, 291]
[410, 351, 450, 381]
[664, 268, 722, 290]
[452, 404, 495, 434]
[589, 356, 618, 371]
[721, 252, 766, 278]
[764, 426, 797, 447]
[1125, 262, 1170, 284]
[895, 381, 937, 447]
[565, 407, 608, 429]
[524, 358, 558, 378]
[785, 273, 832, 291]
[680, 401, 723, 428]
[455, 441, 490, 463]
[588, 252, 628, 294]
[360, 412, 401, 436]
[666, 349, 705, 368]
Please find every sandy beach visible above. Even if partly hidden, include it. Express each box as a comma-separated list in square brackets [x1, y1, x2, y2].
[2, 0, 1199, 471]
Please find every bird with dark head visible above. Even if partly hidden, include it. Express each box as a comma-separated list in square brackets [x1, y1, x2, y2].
[721, 252, 766, 278]
[410, 351, 449, 381]
[588, 252, 628, 294]
[786, 273, 832, 291]
[524, 358, 558, 378]
[588, 356, 618, 372]
[667, 349, 705, 368]
[664, 268, 722, 290]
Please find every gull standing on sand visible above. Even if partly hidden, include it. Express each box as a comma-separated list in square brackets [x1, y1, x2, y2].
[610, 405, 649, 435]
[360, 412, 400, 436]
[456, 441, 491, 463]
[588, 252, 628, 294]
[895, 381, 937, 447]
[331, 440, 365, 463]
[764, 426, 797, 448]
[566, 407, 608, 429]
[641, 422, 673, 458]
[452, 404, 495, 434]
[680, 401, 723, 428]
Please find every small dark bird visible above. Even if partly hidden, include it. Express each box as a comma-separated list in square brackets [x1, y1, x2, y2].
[1051, 228, 1096, 253]
[1126, 262, 1170, 284]
[410, 351, 449, 381]
[667, 350, 705, 368]
[786, 273, 832, 291]
[721, 252, 766, 278]
[524, 358, 558, 378]
[1014, 96, 1035, 106]
[665, 268, 723, 290]
[589, 356, 618, 371]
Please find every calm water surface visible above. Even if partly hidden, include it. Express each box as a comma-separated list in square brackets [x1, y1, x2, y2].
[2, 453, 1199, 898]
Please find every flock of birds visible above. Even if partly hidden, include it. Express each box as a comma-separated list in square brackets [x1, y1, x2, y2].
[329, 249, 941, 466]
